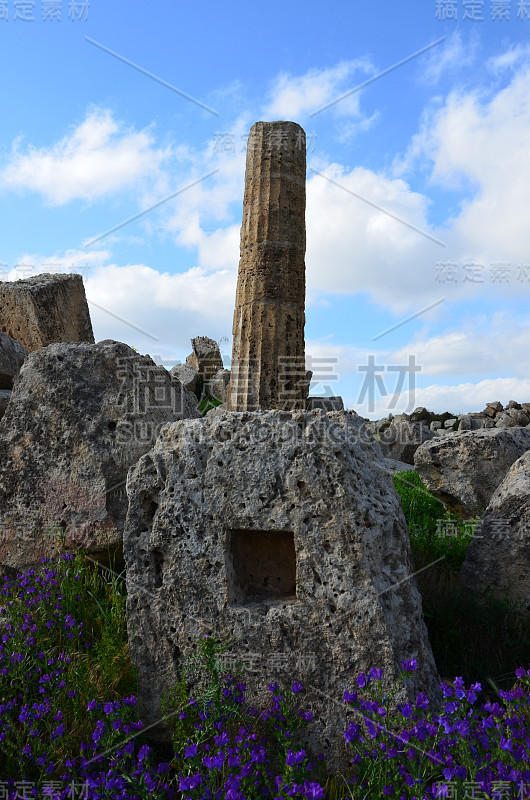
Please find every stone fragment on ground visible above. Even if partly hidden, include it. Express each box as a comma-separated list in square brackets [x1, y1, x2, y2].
[209, 368, 231, 403]
[306, 396, 344, 411]
[378, 420, 437, 464]
[413, 427, 530, 518]
[458, 448, 530, 615]
[170, 363, 199, 395]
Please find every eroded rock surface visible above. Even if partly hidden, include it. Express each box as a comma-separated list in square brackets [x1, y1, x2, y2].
[0, 332, 27, 389]
[0, 340, 201, 570]
[458, 449, 530, 615]
[124, 410, 439, 769]
[0, 273, 94, 352]
[186, 336, 223, 383]
[378, 421, 436, 465]
[413, 428, 530, 518]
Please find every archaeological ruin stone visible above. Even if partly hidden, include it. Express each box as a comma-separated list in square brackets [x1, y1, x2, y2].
[306, 396, 344, 411]
[170, 363, 199, 395]
[227, 121, 307, 412]
[458, 448, 530, 615]
[0, 340, 201, 571]
[378, 420, 436, 465]
[209, 368, 231, 403]
[124, 410, 440, 769]
[413, 427, 530, 518]
[0, 273, 95, 353]
[0, 331, 27, 389]
[186, 336, 223, 386]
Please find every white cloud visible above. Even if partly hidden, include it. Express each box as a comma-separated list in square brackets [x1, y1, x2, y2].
[1, 109, 171, 205]
[391, 313, 530, 377]
[419, 32, 478, 84]
[263, 59, 374, 120]
[84, 262, 236, 360]
[305, 163, 439, 310]
[401, 63, 530, 259]
[487, 42, 530, 73]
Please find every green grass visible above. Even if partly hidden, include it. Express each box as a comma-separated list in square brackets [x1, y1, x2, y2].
[393, 469, 530, 695]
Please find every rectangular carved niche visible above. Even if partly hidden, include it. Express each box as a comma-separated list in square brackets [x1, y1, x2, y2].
[230, 529, 297, 602]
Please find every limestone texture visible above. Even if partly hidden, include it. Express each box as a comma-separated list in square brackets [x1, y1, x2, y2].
[170, 363, 199, 395]
[209, 368, 231, 403]
[306, 396, 344, 411]
[0, 390, 11, 419]
[186, 336, 223, 384]
[413, 427, 530, 518]
[378, 421, 436, 465]
[0, 273, 94, 353]
[458, 448, 530, 615]
[227, 122, 307, 412]
[0, 332, 27, 389]
[0, 340, 201, 570]
[124, 410, 439, 769]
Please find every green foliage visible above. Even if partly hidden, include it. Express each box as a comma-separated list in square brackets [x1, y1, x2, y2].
[199, 393, 222, 415]
[392, 469, 530, 696]
[393, 469, 476, 570]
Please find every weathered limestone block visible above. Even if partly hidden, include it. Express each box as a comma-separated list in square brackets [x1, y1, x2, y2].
[124, 410, 440, 769]
[458, 449, 530, 615]
[413, 428, 530, 518]
[495, 409, 529, 428]
[484, 401, 503, 417]
[458, 415, 487, 431]
[0, 332, 27, 389]
[0, 340, 201, 570]
[0, 273, 94, 353]
[170, 363, 199, 395]
[306, 396, 344, 411]
[209, 368, 231, 403]
[185, 336, 223, 384]
[227, 122, 307, 412]
[378, 421, 436, 464]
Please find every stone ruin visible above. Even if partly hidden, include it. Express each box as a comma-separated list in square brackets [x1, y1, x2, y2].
[0, 272, 94, 353]
[1, 120, 528, 770]
[227, 121, 308, 411]
[124, 410, 440, 769]
[123, 122, 441, 769]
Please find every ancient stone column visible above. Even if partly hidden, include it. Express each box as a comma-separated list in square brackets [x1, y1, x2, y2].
[226, 121, 307, 411]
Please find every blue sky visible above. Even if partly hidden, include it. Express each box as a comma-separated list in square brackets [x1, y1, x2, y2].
[1, 0, 530, 418]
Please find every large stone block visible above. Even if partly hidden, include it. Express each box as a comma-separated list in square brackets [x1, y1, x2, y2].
[185, 336, 223, 384]
[0, 340, 201, 570]
[378, 420, 436, 464]
[458, 449, 530, 615]
[0, 273, 94, 353]
[414, 428, 530, 518]
[124, 410, 439, 769]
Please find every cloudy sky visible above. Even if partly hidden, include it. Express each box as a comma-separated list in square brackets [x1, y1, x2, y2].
[1, 0, 530, 418]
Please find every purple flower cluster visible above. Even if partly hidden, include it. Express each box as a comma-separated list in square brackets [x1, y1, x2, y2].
[343, 660, 530, 799]
[2, 557, 530, 799]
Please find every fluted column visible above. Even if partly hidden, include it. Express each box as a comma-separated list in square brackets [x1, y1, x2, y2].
[227, 121, 307, 411]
